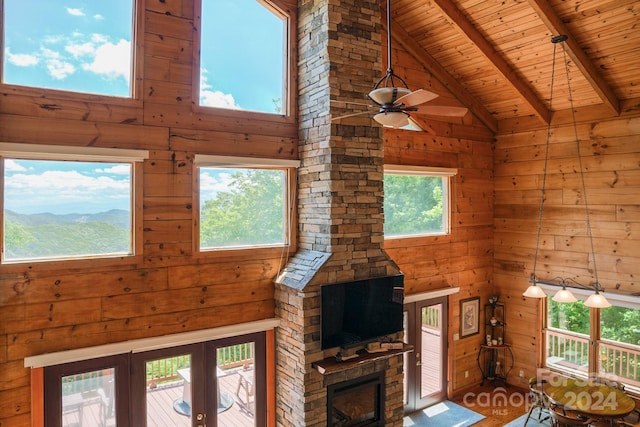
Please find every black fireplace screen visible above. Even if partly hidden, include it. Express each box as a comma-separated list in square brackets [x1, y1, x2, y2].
[326, 371, 384, 426]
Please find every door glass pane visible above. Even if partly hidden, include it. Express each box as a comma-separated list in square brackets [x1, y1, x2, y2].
[217, 341, 255, 426]
[61, 368, 115, 427]
[421, 303, 443, 398]
[145, 354, 191, 426]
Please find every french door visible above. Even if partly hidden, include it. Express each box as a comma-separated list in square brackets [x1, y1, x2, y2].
[403, 296, 448, 413]
[45, 332, 266, 427]
[131, 333, 265, 426]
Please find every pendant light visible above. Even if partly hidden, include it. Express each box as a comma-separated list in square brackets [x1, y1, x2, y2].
[522, 35, 610, 309]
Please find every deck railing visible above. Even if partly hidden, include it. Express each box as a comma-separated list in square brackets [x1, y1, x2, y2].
[62, 343, 255, 393]
[546, 328, 640, 389]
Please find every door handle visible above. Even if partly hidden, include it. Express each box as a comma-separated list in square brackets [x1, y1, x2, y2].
[196, 412, 206, 426]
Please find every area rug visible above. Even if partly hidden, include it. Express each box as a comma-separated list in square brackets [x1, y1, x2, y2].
[403, 401, 485, 427]
[502, 412, 550, 427]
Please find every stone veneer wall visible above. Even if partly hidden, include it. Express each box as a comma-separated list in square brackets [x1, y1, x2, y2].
[274, 0, 405, 426]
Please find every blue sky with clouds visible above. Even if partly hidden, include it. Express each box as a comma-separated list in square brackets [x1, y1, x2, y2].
[4, 160, 131, 215]
[2, 1, 285, 216]
[3, 0, 285, 111]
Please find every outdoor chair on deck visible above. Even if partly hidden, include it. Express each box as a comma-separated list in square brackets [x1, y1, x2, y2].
[525, 377, 550, 426]
[98, 379, 115, 427]
[235, 368, 254, 416]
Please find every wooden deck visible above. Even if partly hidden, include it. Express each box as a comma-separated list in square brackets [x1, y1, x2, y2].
[62, 370, 255, 426]
[422, 327, 442, 397]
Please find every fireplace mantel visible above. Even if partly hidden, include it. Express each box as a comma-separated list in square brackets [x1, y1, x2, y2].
[312, 344, 413, 375]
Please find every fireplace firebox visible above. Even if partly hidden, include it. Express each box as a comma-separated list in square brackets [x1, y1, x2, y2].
[326, 372, 384, 426]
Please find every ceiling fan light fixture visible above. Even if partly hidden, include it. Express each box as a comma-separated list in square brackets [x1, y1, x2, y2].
[374, 111, 409, 128]
[368, 87, 412, 105]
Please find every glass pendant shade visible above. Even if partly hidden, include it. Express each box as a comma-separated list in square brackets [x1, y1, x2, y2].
[368, 87, 411, 105]
[523, 284, 547, 298]
[552, 287, 577, 303]
[584, 292, 611, 308]
[373, 111, 409, 127]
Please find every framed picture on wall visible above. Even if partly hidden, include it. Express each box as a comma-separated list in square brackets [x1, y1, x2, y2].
[460, 297, 480, 338]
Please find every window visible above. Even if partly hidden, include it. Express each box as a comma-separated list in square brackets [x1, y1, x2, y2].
[198, 0, 288, 115]
[195, 155, 298, 252]
[383, 165, 456, 238]
[1, 143, 147, 264]
[2, 0, 135, 97]
[545, 291, 640, 393]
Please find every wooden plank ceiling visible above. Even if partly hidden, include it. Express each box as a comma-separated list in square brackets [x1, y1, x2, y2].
[386, 0, 640, 131]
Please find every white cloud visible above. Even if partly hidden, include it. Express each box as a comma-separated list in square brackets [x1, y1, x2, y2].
[95, 165, 130, 175]
[4, 48, 39, 67]
[199, 68, 241, 109]
[67, 7, 85, 16]
[4, 159, 27, 172]
[65, 42, 96, 58]
[46, 58, 76, 80]
[91, 34, 108, 44]
[81, 39, 131, 82]
[6, 170, 129, 203]
[94, 14, 104, 20]
[199, 171, 235, 201]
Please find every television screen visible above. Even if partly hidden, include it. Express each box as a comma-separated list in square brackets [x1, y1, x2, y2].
[321, 274, 404, 350]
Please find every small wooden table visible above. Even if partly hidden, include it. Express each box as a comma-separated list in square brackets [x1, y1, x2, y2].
[544, 377, 636, 421]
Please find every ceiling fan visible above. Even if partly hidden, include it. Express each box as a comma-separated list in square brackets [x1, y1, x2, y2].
[332, 0, 468, 131]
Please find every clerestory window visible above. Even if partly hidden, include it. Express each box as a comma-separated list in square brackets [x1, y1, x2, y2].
[1, 0, 136, 97]
[197, 0, 289, 115]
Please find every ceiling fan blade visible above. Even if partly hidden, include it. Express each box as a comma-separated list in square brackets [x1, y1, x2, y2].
[331, 99, 376, 108]
[395, 89, 439, 107]
[414, 105, 469, 117]
[401, 116, 424, 132]
[331, 111, 373, 121]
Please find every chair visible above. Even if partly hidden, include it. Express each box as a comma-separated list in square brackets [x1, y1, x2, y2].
[235, 369, 254, 415]
[98, 379, 115, 427]
[524, 377, 551, 426]
[549, 406, 593, 427]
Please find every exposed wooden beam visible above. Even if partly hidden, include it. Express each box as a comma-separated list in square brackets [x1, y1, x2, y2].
[388, 20, 498, 133]
[429, 0, 551, 125]
[527, 0, 620, 115]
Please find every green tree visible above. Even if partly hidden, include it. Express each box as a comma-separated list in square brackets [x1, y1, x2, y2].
[548, 298, 590, 334]
[200, 169, 284, 248]
[4, 220, 36, 252]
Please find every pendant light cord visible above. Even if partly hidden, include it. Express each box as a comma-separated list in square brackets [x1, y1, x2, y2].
[532, 41, 558, 279]
[560, 44, 600, 289]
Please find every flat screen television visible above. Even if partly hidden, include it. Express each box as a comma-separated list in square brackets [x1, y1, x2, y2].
[321, 274, 404, 350]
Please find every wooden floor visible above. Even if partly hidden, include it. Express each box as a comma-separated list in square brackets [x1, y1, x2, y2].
[451, 383, 530, 426]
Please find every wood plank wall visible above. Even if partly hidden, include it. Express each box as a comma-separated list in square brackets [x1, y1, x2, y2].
[0, 1, 499, 424]
[494, 111, 640, 390]
[0, 1, 300, 425]
[382, 29, 496, 397]
[9, 0, 635, 424]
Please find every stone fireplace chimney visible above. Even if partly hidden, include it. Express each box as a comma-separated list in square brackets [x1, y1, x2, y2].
[273, 1, 405, 426]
